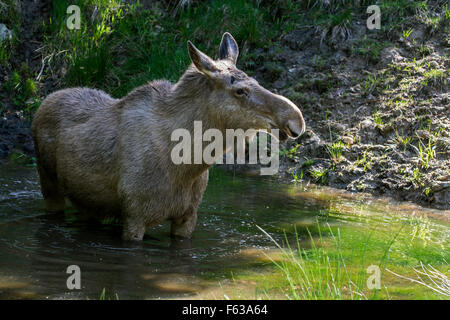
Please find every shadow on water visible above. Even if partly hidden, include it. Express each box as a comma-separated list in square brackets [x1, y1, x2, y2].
[0, 163, 447, 299]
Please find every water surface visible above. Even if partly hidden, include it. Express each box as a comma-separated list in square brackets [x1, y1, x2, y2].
[0, 164, 448, 299]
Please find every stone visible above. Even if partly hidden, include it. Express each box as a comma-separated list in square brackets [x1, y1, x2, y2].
[0, 23, 12, 42]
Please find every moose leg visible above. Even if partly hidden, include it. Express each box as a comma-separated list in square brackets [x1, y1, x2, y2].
[171, 206, 198, 238]
[36, 163, 65, 213]
[171, 172, 207, 238]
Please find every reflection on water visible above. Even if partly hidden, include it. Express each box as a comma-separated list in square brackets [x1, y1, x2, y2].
[0, 164, 447, 299]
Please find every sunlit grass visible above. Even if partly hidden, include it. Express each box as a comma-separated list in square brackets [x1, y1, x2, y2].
[221, 200, 449, 300]
[43, 0, 278, 97]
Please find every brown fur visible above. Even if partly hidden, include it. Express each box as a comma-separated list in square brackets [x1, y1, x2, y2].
[32, 33, 305, 240]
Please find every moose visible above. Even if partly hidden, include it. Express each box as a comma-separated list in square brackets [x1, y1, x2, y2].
[32, 33, 306, 241]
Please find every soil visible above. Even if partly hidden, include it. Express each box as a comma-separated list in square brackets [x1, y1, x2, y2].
[0, 0, 52, 159]
[250, 15, 449, 210]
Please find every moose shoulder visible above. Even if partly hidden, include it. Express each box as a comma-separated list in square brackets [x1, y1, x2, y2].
[32, 32, 305, 241]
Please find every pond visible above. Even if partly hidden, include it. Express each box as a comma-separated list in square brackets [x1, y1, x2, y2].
[0, 164, 448, 299]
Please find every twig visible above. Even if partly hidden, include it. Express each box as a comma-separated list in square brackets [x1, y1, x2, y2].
[387, 263, 450, 297]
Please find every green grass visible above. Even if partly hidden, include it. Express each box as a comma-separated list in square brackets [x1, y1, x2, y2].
[0, 0, 20, 65]
[372, 109, 384, 127]
[310, 168, 328, 184]
[352, 37, 386, 64]
[42, 0, 279, 97]
[402, 28, 414, 40]
[98, 288, 119, 300]
[38, 0, 444, 97]
[327, 141, 347, 163]
[8, 151, 36, 167]
[247, 206, 450, 300]
[394, 131, 412, 150]
[416, 136, 435, 170]
[280, 144, 301, 159]
[354, 150, 373, 172]
[258, 225, 371, 299]
[291, 169, 304, 183]
[2, 70, 40, 118]
[421, 68, 447, 89]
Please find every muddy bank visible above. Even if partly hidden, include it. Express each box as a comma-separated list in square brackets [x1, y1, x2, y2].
[0, 113, 33, 159]
[249, 12, 449, 209]
[0, 0, 51, 159]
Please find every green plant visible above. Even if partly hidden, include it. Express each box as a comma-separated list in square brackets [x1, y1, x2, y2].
[327, 141, 347, 163]
[44, 0, 279, 97]
[302, 158, 315, 168]
[402, 28, 414, 39]
[292, 169, 303, 183]
[355, 151, 373, 172]
[394, 131, 412, 150]
[372, 110, 384, 127]
[420, 69, 447, 88]
[411, 168, 423, 186]
[99, 288, 119, 300]
[8, 151, 36, 166]
[424, 188, 433, 198]
[257, 225, 370, 300]
[280, 144, 300, 159]
[444, 3, 450, 20]
[387, 263, 450, 297]
[417, 137, 435, 169]
[265, 61, 284, 78]
[407, 214, 431, 244]
[362, 74, 381, 96]
[24, 78, 37, 97]
[310, 168, 328, 184]
[352, 38, 385, 64]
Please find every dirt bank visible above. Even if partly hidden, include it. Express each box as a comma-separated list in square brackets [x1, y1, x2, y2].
[250, 12, 449, 209]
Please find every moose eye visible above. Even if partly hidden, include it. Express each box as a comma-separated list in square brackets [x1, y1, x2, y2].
[235, 88, 246, 96]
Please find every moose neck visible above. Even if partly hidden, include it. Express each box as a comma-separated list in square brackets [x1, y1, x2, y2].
[163, 69, 228, 182]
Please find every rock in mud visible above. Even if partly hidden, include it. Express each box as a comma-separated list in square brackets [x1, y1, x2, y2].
[0, 24, 12, 41]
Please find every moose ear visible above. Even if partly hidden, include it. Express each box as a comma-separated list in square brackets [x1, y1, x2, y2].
[219, 32, 239, 64]
[187, 41, 218, 75]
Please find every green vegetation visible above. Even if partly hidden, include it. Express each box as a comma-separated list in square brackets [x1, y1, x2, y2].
[310, 168, 328, 184]
[372, 109, 384, 127]
[8, 151, 36, 166]
[42, 0, 281, 97]
[98, 288, 119, 300]
[402, 28, 414, 40]
[280, 143, 301, 160]
[2, 68, 40, 118]
[410, 168, 423, 187]
[224, 195, 449, 300]
[416, 136, 435, 170]
[354, 150, 373, 172]
[0, 0, 20, 64]
[327, 141, 347, 163]
[421, 68, 447, 89]
[352, 37, 386, 64]
[291, 169, 303, 183]
[394, 131, 412, 150]
[258, 225, 370, 299]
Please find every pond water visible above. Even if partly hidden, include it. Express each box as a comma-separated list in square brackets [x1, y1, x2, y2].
[0, 164, 448, 299]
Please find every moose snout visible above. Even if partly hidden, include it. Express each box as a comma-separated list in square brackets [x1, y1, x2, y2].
[273, 94, 306, 139]
[287, 116, 306, 138]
